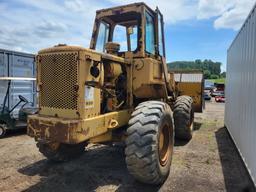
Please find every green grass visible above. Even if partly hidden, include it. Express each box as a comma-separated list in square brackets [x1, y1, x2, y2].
[208, 78, 225, 84]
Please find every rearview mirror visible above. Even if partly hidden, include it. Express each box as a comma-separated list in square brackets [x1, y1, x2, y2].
[127, 27, 134, 35]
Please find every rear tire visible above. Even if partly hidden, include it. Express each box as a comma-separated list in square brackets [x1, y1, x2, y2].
[0, 124, 7, 138]
[173, 96, 194, 140]
[37, 141, 87, 162]
[125, 101, 174, 184]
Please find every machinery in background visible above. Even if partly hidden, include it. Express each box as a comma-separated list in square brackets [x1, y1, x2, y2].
[204, 91, 211, 101]
[0, 77, 38, 138]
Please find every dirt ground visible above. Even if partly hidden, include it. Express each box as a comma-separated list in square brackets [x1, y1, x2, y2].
[0, 101, 255, 192]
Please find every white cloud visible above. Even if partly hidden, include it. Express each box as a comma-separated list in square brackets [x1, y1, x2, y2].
[108, 0, 198, 24]
[0, 0, 102, 53]
[197, 0, 234, 19]
[14, 0, 65, 15]
[214, 0, 256, 30]
[64, 0, 86, 13]
[198, 0, 255, 30]
[34, 21, 68, 38]
[0, 0, 255, 54]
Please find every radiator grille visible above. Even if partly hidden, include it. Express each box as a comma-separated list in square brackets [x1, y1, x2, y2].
[39, 52, 78, 110]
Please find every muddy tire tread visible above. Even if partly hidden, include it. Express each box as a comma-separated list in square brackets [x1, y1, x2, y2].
[125, 101, 172, 184]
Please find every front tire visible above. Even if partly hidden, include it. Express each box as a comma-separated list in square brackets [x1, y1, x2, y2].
[125, 101, 174, 184]
[37, 141, 87, 162]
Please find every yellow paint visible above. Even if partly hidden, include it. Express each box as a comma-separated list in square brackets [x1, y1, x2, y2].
[28, 109, 131, 144]
[176, 82, 203, 112]
[89, 132, 112, 143]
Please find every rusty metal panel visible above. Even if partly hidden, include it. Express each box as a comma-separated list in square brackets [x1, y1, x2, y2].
[225, 2, 256, 186]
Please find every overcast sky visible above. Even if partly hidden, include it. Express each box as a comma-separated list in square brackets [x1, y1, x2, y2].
[0, 0, 255, 71]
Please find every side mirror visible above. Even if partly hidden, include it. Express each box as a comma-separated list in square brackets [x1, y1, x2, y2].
[127, 27, 134, 35]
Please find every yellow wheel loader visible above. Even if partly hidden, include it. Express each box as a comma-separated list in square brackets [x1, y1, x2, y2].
[27, 3, 204, 184]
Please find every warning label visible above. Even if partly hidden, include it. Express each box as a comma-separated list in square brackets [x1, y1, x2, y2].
[85, 86, 94, 108]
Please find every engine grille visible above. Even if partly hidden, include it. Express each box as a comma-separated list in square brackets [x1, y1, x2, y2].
[39, 52, 78, 110]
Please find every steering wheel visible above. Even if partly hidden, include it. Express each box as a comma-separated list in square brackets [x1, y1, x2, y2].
[19, 95, 28, 103]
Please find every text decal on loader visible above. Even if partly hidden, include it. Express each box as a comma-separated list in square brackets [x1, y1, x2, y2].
[85, 86, 94, 108]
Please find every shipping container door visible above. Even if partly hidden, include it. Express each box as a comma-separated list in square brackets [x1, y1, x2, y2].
[0, 52, 8, 77]
[9, 54, 35, 77]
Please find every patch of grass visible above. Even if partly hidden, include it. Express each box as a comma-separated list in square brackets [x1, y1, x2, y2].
[205, 159, 211, 164]
[208, 78, 225, 84]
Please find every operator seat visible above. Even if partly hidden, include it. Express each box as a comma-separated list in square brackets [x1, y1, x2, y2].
[105, 42, 120, 55]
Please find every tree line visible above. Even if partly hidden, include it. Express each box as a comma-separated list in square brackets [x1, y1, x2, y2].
[167, 59, 226, 79]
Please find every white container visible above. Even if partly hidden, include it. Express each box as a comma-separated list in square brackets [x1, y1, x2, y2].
[0, 49, 36, 118]
[225, 2, 256, 186]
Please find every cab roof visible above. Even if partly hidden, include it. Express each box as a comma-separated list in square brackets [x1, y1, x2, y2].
[96, 2, 155, 16]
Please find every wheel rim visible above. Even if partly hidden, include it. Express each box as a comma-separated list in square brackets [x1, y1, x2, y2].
[189, 109, 194, 131]
[189, 121, 194, 131]
[158, 123, 172, 166]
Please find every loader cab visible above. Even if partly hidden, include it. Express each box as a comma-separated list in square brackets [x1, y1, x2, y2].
[90, 3, 166, 59]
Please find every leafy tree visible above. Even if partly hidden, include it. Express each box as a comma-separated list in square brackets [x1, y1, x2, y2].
[168, 59, 223, 79]
[220, 72, 226, 78]
[203, 70, 211, 79]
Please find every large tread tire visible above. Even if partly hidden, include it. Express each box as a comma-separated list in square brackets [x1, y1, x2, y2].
[173, 96, 194, 140]
[125, 101, 174, 185]
[37, 142, 87, 162]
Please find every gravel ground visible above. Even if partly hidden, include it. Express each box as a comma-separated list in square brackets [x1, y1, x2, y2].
[0, 101, 255, 192]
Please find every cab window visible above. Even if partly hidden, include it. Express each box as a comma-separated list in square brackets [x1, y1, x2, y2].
[113, 25, 127, 52]
[158, 13, 164, 56]
[113, 24, 138, 52]
[95, 22, 109, 52]
[145, 12, 155, 55]
[129, 25, 138, 51]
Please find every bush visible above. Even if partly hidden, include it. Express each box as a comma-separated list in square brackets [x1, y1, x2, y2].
[210, 74, 219, 79]
[220, 72, 226, 78]
[203, 70, 211, 79]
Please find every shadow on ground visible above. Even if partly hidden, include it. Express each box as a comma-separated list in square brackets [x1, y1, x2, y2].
[215, 127, 255, 192]
[18, 145, 161, 192]
[193, 122, 202, 131]
[175, 122, 202, 147]
[3, 128, 26, 138]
